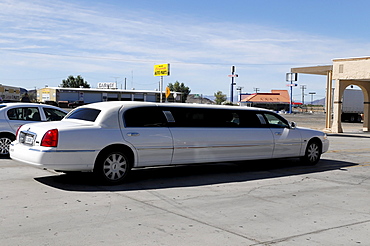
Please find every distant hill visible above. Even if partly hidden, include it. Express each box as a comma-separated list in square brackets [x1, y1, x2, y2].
[186, 94, 215, 104]
[311, 98, 325, 106]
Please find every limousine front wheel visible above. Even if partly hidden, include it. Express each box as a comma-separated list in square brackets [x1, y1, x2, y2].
[94, 151, 131, 184]
[301, 140, 321, 165]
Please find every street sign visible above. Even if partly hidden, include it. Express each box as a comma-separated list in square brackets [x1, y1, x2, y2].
[154, 64, 170, 76]
[286, 83, 298, 87]
[286, 73, 298, 82]
[228, 74, 239, 77]
[165, 87, 171, 98]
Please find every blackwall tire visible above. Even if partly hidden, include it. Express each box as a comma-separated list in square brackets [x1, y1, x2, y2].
[94, 151, 131, 184]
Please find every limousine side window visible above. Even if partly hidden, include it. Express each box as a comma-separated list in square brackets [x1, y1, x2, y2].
[238, 111, 263, 128]
[124, 107, 167, 127]
[163, 108, 264, 128]
[263, 112, 290, 128]
[165, 108, 239, 127]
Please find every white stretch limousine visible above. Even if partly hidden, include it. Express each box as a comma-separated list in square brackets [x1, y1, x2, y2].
[10, 102, 329, 184]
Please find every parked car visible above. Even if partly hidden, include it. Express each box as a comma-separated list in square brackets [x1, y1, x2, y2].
[0, 103, 67, 155]
[43, 100, 58, 107]
[10, 102, 329, 184]
[68, 100, 85, 108]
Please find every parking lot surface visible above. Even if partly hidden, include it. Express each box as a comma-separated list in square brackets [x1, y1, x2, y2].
[1, 113, 370, 245]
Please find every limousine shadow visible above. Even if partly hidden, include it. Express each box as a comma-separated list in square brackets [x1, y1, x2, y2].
[34, 158, 357, 192]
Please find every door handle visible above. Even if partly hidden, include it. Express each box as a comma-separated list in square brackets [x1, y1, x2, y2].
[127, 132, 140, 137]
[275, 132, 282, 136]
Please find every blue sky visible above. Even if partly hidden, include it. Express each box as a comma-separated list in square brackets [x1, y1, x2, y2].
[1, 0, 370, 101]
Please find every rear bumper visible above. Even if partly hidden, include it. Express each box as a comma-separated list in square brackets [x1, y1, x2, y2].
[10, 142, 97, 172]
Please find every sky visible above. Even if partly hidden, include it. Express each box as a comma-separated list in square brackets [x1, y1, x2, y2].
[1, 0, 370, 101]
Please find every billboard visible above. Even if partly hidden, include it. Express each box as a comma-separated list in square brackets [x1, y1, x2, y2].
[98, 82, 117, 89]
[154, 64, 170, 76]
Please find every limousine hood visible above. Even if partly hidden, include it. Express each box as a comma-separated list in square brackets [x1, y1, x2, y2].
[296, 126, 326, 136]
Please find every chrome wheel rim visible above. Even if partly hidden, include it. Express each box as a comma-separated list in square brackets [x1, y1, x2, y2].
[103, 153, 127, 181]
[307, 143, 320, 162]
[0, 137, 12, 155]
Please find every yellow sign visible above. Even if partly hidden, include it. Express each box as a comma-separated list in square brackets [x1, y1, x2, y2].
[154, 63, 170, 76]
[165, 87, 171, 98]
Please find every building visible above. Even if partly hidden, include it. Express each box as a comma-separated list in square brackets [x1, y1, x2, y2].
[240, 90, 298, 111]
[0, 85, 21, 102]
[37, 87, 182, 105]
[291, 56, 370, 133]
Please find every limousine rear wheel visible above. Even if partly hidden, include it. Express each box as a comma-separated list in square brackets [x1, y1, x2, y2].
[94, 150, 131, 184]
[301, 140, 321, 165]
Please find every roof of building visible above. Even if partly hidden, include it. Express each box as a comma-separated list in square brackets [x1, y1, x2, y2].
[39, 87, 182, 94]
[241, 90, 290, 104]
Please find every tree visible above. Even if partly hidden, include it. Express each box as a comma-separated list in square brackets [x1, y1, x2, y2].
[61, 75, 90, 88]
[214, 91, 227, 105]
[168, 81, 191, 103]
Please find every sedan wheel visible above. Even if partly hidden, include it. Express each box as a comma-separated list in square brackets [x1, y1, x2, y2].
[94, 151, 131, 184]
[0, 136, 14, 155]
[301, 140, 321, 165]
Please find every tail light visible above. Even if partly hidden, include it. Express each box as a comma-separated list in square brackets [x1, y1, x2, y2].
[41, 129, 58, 147]
[15, 125, 22, 139]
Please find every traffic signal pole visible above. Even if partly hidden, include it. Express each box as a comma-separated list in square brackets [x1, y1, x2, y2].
[229, 66, 238, 103]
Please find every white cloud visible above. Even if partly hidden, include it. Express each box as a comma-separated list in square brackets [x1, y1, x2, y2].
[1, 0, 370, 97]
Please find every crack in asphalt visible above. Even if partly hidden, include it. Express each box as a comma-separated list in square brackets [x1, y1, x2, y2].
[100, 187, 263, 244]
[249, 219, 370, 245]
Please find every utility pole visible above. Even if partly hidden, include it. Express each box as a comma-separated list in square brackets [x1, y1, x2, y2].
[286, 73, 298, 114]
[111, 77, 119, 89]
[253, 87, 260, 93]
[300, 85, 307, 105]
[309, 92, 316, 105]
[236, 86, 243, 102]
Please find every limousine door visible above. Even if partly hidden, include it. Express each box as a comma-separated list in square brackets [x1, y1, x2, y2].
[122, 107, 173, 167]
[166, 108, 274, 164]
[261, 112, 302, 158]
[169, 128, 274, 164]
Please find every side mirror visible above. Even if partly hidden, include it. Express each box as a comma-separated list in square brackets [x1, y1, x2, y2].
[290, 121, 297, 128]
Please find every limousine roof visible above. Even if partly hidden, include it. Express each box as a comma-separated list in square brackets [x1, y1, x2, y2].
[66, 101, 274, 128]
[82, 101, 271, 112]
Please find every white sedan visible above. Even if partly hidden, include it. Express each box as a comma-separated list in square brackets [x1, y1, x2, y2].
[10, 101, 329, 184]
[0, 103, 67, 155]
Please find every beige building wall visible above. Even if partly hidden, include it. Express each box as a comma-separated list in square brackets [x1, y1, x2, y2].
[37, 88, 57, 102]
[333, 57, 370, 80]
[331, 57, 370, 133]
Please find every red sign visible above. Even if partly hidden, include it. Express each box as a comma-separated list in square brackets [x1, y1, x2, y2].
[286, 83, 298, 87]
[228, 74, 238, 77]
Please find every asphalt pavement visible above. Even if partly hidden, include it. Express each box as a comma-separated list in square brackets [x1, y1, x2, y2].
[1, 113, 370, 245]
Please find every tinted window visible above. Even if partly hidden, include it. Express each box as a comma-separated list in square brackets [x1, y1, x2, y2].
[43, 108, 67, 121]
[166, 108, 240, 127]
[237, 110, 263, 128]
[124, 107, 167, 127]
[7, 107, 40, 121]
[66, 108, 100, 122]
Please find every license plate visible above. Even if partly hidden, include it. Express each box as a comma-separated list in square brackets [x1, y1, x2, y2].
[25, 135, 34, 145]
